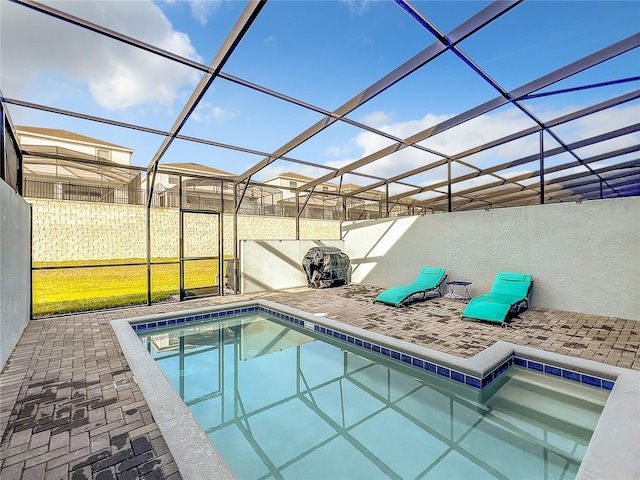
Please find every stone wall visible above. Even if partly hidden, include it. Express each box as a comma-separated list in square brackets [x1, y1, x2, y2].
[28, 199, 341, 262]
[32, 200, 147, 261]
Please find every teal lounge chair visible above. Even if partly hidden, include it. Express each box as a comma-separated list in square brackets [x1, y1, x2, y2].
[461, 272, 533, 325]
[373, 267, 447, 307]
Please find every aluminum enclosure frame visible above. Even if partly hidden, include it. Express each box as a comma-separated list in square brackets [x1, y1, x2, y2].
[2, 0, 639, 311]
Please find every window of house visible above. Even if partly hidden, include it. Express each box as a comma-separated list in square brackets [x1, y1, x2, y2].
[96, 149, 111, 161]
[322, 186, 329, 192]
[169, 175, 180, 185]
[289, 181, 297, 188]
[186, 195, 199, 207]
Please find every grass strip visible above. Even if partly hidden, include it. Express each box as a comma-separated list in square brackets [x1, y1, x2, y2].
[33, 259, 222, 316]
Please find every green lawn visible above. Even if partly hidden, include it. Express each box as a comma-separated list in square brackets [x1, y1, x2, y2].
[32, 259, 222, 316]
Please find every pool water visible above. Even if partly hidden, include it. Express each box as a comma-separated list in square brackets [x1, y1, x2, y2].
[138, 312, 609, 480]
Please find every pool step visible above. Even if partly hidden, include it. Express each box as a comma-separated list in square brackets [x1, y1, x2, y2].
[486, 369, 609, 441]
[483, 409, 585, 463]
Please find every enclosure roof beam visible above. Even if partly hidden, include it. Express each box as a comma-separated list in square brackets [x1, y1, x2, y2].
[361, 89, 640, 197]
[298, 32, 640, 196]
[382, 98, 640, 203]
[12, 1, 446, 180]
[387, 121, 640, 203]
[2, 96, 405, 188]
[422, 162, 640, 210]
[11, 0, 211, 72]
[145, 1, 265, 209]
[236, 0, 519, 184]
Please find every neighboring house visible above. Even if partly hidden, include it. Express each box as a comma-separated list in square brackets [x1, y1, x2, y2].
[155, 162, 232, 188]
[15, 125, 396, 219]
[154, 163, 283, 215]
[341, 183, 389, 220]
[262, 172, 336, 200]
[152, 162, 233, 210]
[16, 126, 140, 204]
[262, 173, 391, 219]
[262, 172, 340, 218]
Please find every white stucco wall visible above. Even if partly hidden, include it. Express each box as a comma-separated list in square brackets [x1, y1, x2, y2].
[240, 240, 344, 294]
[342, 197, 639, 320]
[1, 181, 32, 370]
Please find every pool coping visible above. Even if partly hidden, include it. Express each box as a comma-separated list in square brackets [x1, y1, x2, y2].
[110, 300, 640, 480]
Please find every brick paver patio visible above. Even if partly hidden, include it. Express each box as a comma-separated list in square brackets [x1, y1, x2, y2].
[1, 284, 638, 479]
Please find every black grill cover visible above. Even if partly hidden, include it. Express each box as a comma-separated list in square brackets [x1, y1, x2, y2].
[302, 247, 351, 289]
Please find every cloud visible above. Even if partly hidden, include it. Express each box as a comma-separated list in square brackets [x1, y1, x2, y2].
[251, 104, 638, 198]
[340, 0, 373, 16]
[161, 0, 223, 25]
[323, 138, 358, 157]
[186, 0, 223, 25]
[359, 110, 394, 127]
[192, 102, 238, 122]
[552, 105, 640, 157]
[320, 103, 640, 190]
[323, 112, 453, 179]
[1, 0, 202, 111]
[324, 146, 346, 157]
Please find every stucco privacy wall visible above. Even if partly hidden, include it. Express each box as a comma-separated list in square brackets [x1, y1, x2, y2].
[1, 181, 31, 370]
[28, 199, 340, 261]
[342, 197, 640, 320]
[240, 240, 345, 294]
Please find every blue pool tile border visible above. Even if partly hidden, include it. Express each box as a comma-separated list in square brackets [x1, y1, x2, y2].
[129, 304, 615, 392]
[130, 306, 261, 332]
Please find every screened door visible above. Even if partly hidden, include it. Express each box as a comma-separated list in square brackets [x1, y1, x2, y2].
[181, 210, 222, 300]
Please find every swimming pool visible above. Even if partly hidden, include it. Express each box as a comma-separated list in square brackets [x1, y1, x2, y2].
[111, 300, 639, 480]
[131, 305, 613, 480]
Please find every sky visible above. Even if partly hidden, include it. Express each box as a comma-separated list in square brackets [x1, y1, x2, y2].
[1, 0, 638, 193]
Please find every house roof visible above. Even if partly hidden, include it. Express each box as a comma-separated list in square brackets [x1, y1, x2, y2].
[264, 172, 346, 187]
[20, 144, 138, 184]
[161, 163, 233, 177]
[341, 183, 385, 196]
[22, 144, 102, 162]
[16, 126, 133, 152]
[264, 172, 314, 182]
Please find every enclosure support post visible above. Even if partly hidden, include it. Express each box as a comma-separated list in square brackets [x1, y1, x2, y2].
[233, 178, 250, 294]
[145, 174, 152, 306]
[179, 176, 184, 301]
[30, 204, 33, 319]
[385, 183, 389, 217]
[295, 191, 300, 240]
[447, 159, 452, 212]
[342, 194, 347, 222]
[539, 130, 545, 204]
[233, 183, 239, 294]
[218, 180, 224, 296]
